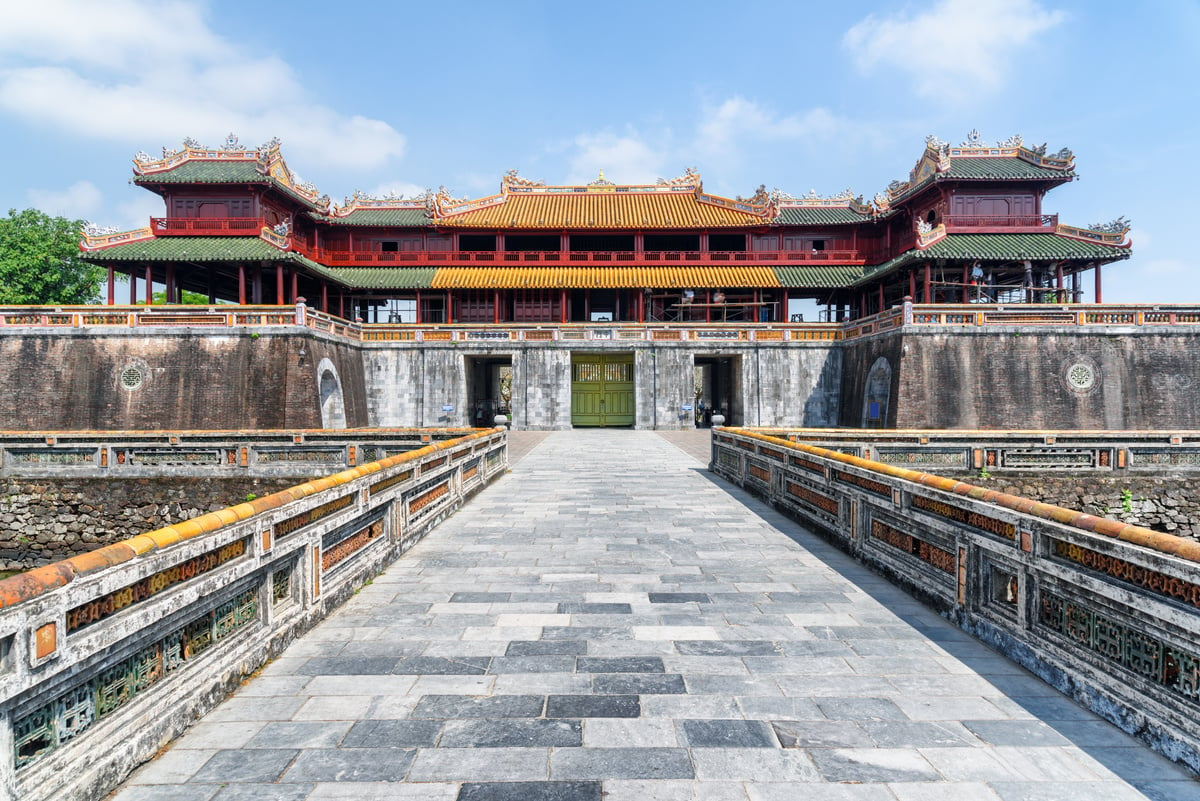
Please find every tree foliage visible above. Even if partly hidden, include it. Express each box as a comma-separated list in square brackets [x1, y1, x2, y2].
[152, 288, 210, 305]
[0, 208, 104, 304]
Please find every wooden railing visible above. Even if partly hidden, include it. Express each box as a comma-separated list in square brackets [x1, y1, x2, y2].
[944, 213, 1057, 232]
[150, 217, 267, 235]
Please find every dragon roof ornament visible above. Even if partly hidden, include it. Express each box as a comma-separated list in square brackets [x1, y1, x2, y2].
[501, 169, 546, 191]
[1089, 216, 1131, 234]
[657, 167, 701, 188]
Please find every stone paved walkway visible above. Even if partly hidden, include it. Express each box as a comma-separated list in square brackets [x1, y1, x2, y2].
[112, 431, 1199, 801]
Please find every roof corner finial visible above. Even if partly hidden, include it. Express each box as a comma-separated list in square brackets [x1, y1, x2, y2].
[598, 168, 605, 182]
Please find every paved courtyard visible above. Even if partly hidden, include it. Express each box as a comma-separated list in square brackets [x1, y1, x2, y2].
[112, 430, 1200, 801]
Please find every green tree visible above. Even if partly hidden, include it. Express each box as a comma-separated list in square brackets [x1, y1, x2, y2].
[152, 288, 210, 305]
[0, 208, 104, 304]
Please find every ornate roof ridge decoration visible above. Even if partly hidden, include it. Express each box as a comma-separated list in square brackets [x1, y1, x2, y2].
[132, 134, 331, 211]
[79, 224, 156, 252]
[658, 167, 702, 188]
[500, 169, 546, 191]
[429, 186, 504, 219]
[774, 187, 874, 215]
[1056, 217, 1133, 248]
[886, 131, 1077, 203]
[330, 188, 432, 218]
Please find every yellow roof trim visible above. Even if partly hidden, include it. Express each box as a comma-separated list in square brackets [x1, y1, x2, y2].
[431, 266, 781, 289]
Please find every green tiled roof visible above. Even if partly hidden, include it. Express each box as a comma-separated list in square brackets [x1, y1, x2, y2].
[775, 207, 873, 226]
[862, 233, 1130, 283]
[311, 209, 431, 227]
[774, 265, 865, 288]
[133, 161, 266, 184]
[324, 267, 437, 289]
[944, 158, 1073, 182]
[81, 237, 288, 262]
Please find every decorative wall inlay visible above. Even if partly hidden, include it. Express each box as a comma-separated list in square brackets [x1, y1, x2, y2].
[786, 480, 839, 515]
[875, 450, 968, 467]
[1052, 539, 1200, 608]
[7, 449, 94, 465]
[119, 366, 145, 391]
[1130, 449, 1200, 467]
[123, 449, 224, 466]
[422, 456, 446, 471]
[1000, 449, 1098, 469]
[271, 563, 293, 603]
[790, 454, 826, 475]
[911, 494, 1016, 540]
[717, 447, 739, 470]
[748, 461, 771, 483]
[834, 470, 891, 498]
[869, 518, 956, 575]
[274, 494, 355, 539]
[759, 447, 786, 462]
[321, 512, 386, 572]
[256, 448, 343, 463]
[462, 460, 480, 481]
[736, 440, 756, 451]
[408, 480, 449, 515]
[1039, 590, 1199, 705]
[66, 539, 248, 633]
[369, 470, 413, 496]
[1066, 362, 1097, 392]
[17, 586, 258, 770]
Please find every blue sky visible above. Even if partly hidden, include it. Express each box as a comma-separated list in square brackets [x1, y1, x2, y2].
[0, 0, 1196, 305]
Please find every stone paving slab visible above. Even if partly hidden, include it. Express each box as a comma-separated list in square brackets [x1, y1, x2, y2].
[111, 430, 1200, 801]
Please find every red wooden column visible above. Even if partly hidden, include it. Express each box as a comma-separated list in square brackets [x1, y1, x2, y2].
[907, 270, 915, 301]
[321, 282, 328, 312]
[923, 263, 931, 303]
[637, 290, 644, 323]
[561, 289, 568, 323]
[781, 289, 788, 322]
[1056, 263, 1065, 300]
[338, 291, 345, 319]
[275, 265, 285, 304]
[877, 283, 884, 314]
[446, 290, 453, 324]
[290, 271, 299, 305]
[106, 264, 115, 305]
[144, 264, 152, 304]
[1094, 263, 1102, 303]
[494, 290, 501, 324]
[238, 264, 247, 305]
[129, 268, 137, 305]
[960, 265, 969, 303]
[415, 290, 422, 324]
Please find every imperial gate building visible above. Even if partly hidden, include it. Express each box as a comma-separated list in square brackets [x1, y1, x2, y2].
[49, 132, 1156, 432]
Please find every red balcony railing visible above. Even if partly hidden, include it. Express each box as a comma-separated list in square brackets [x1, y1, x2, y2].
[151, 217, 268, 235]
[305, 249, 871, 267]
[943, 214, 1057, 233]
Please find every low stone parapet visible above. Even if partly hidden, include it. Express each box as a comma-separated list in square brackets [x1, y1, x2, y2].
[711, 427, 1200, 773]
[0, 427, 507, 801]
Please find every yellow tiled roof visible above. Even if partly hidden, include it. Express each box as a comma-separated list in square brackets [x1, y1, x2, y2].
[438, 192, 766, 229]
[431, 266, 781, 289]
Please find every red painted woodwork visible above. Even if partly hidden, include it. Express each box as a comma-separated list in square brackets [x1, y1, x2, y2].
[302, 248, 870, 267]
[152, 217, 266, 235]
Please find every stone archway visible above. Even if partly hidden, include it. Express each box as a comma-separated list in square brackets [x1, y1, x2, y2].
[861, 356, 891, 428]
[317, 358, 346, 429]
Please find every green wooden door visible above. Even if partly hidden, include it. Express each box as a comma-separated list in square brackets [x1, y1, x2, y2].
[571, 353, 635, 427]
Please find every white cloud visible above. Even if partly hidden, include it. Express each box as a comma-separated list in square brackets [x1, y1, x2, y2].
[366, 181, 430, 201]
[695, 98, 844, 155]
[26, 180, 104, 220]
[0, 1, 404, 171]
[843, 0, 1066, 100]
[566, 132, 668, 185]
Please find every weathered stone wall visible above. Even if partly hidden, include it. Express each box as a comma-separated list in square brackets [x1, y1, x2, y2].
[0, 478, 298, 570]
[956, 474, 1200, 542]
[882, 329, 1200, 429]
[0, 331, 368, 431]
